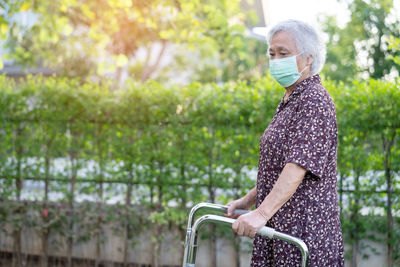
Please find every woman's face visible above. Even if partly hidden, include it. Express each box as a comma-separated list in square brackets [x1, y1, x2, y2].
[268, 31, 311, 76]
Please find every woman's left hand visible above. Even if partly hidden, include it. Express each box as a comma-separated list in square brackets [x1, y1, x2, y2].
[232, 209, 268, 238]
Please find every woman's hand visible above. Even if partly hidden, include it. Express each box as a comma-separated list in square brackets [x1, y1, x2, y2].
[224, 187, 257, 219]
[232, 208, 268, 238]
[224, 198, 251, 219]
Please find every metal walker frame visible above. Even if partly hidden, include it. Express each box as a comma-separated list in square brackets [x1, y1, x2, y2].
[182, 202, 309, 267]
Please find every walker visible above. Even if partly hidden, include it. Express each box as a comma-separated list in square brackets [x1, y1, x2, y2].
[182, 202, 309, 267]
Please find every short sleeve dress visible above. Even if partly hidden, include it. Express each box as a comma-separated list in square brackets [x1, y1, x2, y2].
[250, 75, 344, 266]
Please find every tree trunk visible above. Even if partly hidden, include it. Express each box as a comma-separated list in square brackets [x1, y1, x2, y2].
[385, 158, 393, 267]
[94, 181, 103, 267]
[67, 169, 76, 267]
[12, 180, 22, 267]
[12, 227, 22, 267]
[350, 173, 360, 267]
[233, 173, 242, 267]
[233, 235, 241, 267]
[386, 179, 393, 267]
[95, 129, 104, 267]
[41, 156, 51, 267]
[209, 223, 217, 267]
[208, 161, 217, 267]
[151, 164, 164, 267]
[40, 229, 48, 267]
[382, 132, 395, 267]
[123, 180, 133, 266]
[207, 130, 217, 267]
[151, 224, 162, 267]
[67, 128, 78, 267]
[351, 240, 359, 267]
[178, 139, 187, 265]
[115, 66, 123, 90]
[13, 127, 23, 267]
[141, 40, 168, 82]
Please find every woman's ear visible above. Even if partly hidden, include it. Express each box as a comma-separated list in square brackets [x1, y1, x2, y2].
[307, 55, 314, 66]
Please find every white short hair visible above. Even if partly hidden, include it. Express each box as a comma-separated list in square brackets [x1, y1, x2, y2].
[266, 20, 326, 75]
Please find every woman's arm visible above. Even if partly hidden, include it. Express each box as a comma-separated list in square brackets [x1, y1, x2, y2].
[257, 163, 306, 220]
[232, 163, 306, 237]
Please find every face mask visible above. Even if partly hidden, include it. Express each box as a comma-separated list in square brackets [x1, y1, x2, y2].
[269, 54, 307, 87]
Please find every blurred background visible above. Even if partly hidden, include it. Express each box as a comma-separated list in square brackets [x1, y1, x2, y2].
[0, 0, 399, 266]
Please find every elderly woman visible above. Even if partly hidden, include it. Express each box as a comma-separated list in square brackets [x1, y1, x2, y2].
[225, 20, 344, 266]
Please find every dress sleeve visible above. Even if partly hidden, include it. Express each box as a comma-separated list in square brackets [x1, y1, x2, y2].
[285, 94, 335, 180]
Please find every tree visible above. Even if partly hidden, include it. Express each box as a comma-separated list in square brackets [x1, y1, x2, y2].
[321, 0, 400, 81]
[346, 79, 400, 267]
[0, 0, 267, 84]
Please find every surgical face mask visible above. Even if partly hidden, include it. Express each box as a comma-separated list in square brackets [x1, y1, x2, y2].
[269, 54, 307, 87]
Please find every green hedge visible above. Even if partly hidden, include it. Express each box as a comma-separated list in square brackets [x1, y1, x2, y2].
[0, 74, 399, 264]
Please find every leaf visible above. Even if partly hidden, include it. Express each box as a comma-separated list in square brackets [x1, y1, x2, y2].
[20, 3, 30, 11]
[159, 29, 174, 40]
[0, 24, 8, 37]
[81, 4, 95, 20]
[63, 23, 73, 36]
[115, 54, 128, 67]
[230, 24, 245, 33]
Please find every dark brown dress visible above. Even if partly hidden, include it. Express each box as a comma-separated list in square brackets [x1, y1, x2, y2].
[251, 75, 344, 266]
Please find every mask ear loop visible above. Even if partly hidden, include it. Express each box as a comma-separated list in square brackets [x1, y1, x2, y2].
[295, 53, 308, 74]
[296, 52, 311, 76]
[299, 66, 308, 74]
[298, 54, 312, 75]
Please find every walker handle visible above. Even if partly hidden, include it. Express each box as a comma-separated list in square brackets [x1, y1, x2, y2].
[182, 203, 309, 267]
[185, 214, 309, 267]
[182, 203, 249, 267]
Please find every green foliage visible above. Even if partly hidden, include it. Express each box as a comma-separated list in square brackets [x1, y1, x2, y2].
[0, 0, 267, 83]
[388, 36, 400, 66]
[326, 76, 400, 264]
[0, 74, 399, 263]
[321, 0, 400, 81]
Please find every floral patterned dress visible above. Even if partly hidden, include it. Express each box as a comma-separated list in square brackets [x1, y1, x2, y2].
[251, 75, 344, 266]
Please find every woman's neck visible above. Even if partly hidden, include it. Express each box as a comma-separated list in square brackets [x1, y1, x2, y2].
[284, 72, 312, 100]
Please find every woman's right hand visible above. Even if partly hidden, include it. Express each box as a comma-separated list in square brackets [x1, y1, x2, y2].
[224, 198, 251, 219]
